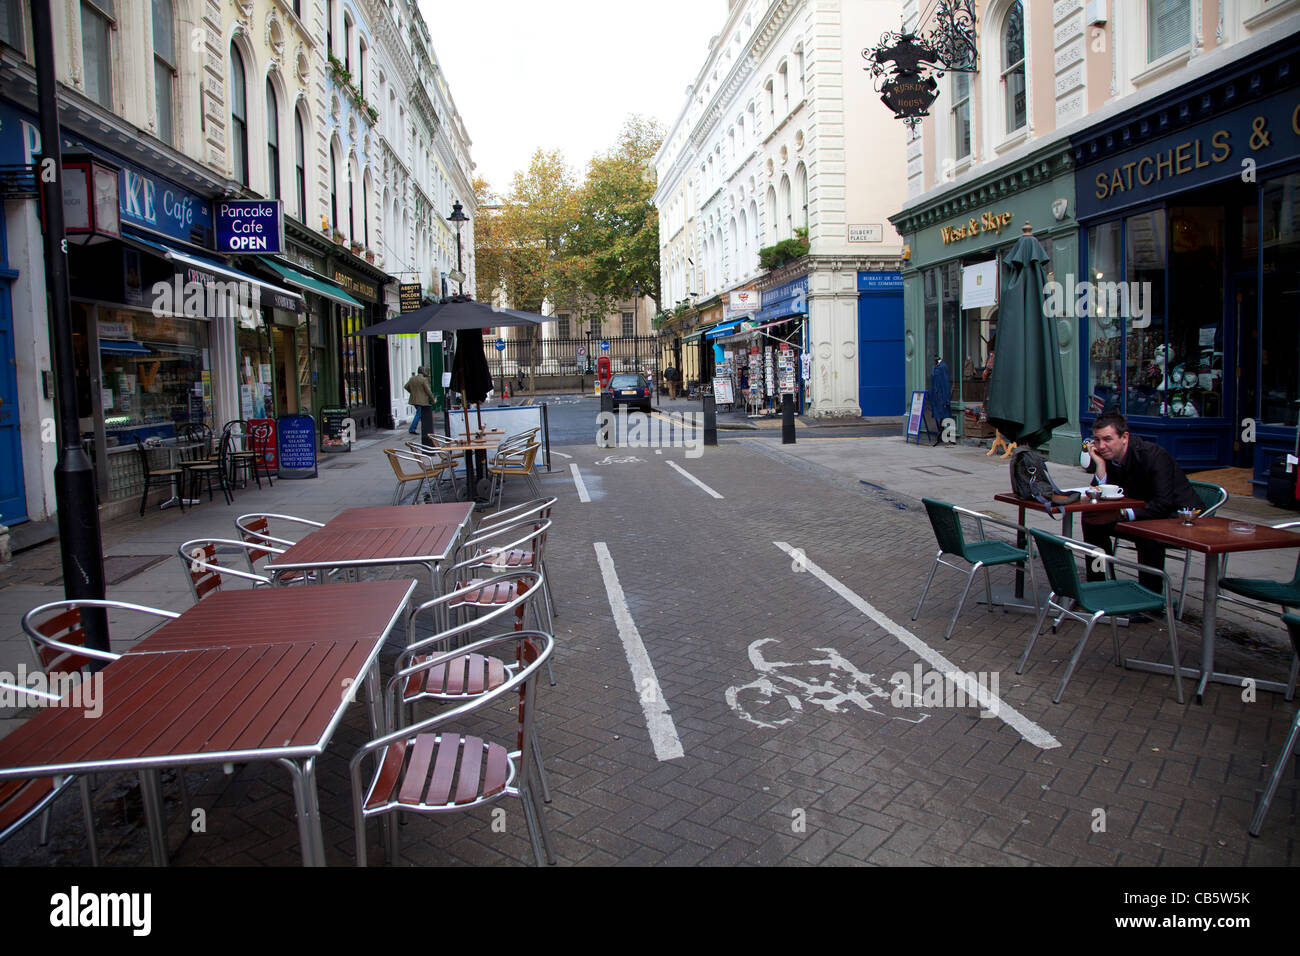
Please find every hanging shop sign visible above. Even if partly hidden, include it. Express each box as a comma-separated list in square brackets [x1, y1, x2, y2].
[214, 199, 284, 254]
[400, 283, 423, 312]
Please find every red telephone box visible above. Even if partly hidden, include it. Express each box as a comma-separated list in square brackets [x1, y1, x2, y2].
[597, 356, 612, 389]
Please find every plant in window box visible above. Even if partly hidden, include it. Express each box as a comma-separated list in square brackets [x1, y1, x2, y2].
[364, 249, 375, 263]
[350, 240, 363, 255]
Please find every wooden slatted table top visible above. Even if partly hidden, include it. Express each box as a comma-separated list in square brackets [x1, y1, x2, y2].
[131, 580, 416, 653]
[0, 641, 378, 776]
[1116, 517, 1300, 555]
[266, 524, 462, 573]
[325, 503, 473, 531]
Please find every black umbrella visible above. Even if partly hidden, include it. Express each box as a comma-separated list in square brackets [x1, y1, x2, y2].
[356, 295, 554, 337]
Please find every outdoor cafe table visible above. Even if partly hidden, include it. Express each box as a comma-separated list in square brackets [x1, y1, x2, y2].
[1116, 516, 1300, 703]
[0, 578, 416, 867]
[264, 502, 474, 602]
[994, 492, 1145, 600]
[439, 436, 505, 500]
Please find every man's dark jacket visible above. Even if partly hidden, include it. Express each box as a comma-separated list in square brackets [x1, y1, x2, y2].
[1090, 434, 1200, 519]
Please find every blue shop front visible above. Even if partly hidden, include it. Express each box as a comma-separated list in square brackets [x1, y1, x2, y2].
[1072, 31, 1300, 494]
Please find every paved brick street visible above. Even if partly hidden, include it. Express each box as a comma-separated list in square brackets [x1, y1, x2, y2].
[0, 422, 1296, 868]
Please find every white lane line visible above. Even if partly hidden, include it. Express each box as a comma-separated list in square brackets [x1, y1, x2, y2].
[570, 463, 590, 502]
[666, 460, 723, 499]
[594, 543, 685, 761]
[550, 450, 573, 459]
[772, 542, 1061, 751]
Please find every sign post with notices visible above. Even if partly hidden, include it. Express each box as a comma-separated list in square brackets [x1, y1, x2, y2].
[276, 414, 318, 478]
[320, 405, 351, 453]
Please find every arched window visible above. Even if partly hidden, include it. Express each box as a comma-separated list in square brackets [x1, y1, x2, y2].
[347, 162, 356, 238]
[779, 174, 792, 239]
[793, 163, 808, 232]
[81, 0, 114, 108]
[952, 71, 971, 161]
[266, 80, 280, 199]
[343, 13, 353, 70]
[766, 186, 777, 244]
[152, 0, 175, 145]
[229, 45, 249, 186]
[326, 0, 334, 55]
[1002, 2, 1026, 134]
[294, 108, 307, 221]
[329, 143, 339, 230]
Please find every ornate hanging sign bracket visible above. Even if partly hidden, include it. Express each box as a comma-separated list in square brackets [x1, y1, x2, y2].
[863, 0, 979, 129]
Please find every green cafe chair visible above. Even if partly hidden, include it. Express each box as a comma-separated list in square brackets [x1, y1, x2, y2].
[1249, 613, 1300, 837]
[1019, 528, 1184, 705]
[914, 499, 1038, 641]
[1218, 519, 1300, 701]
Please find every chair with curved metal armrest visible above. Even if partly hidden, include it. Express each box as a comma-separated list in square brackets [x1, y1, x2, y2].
[1249, 613, 1300, 837]
[233, 513, 332, 580]
[21, 599, 176, 677]
[487, 441, 542, 510]
[176, 539, 274, 603]
[384, 448, 438, 505]
[1020, 529, 1184, 704]
[350, 630, 555, 866]
[0, 682, 99, 866]
[1217, 520, 1300, 701]
[403, 441, 459, 501]
[475, 497, 559, 622]
[914, 499, 1038, 641]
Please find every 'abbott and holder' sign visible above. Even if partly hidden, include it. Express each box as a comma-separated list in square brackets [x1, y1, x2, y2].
[214, 199, 284, 253]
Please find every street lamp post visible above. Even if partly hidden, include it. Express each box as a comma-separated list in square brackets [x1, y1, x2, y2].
[447, 200, 468, 296]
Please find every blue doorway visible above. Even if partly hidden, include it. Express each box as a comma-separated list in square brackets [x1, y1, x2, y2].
[857, 272, 904, 416]
[0, 271, 27, 525]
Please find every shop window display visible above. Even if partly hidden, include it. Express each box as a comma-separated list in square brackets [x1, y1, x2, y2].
[1261, 173, 1300, 426]
[99, 309, 210, 444]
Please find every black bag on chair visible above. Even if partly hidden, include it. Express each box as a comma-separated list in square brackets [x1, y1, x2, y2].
[1010, 448, 1077, 516]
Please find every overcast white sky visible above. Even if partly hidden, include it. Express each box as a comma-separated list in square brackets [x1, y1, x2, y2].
[417, 0, 729, 195]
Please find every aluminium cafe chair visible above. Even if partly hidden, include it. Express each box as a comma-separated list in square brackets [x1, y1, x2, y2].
[1248, 612, 1300, 837]
[0, 681, 99, 866]
[914, 499, 1039, 641]
[176, 539, 274, 604]
[20, 598, 186, 865]
[404, 441, 459, 501]
[487, 441, 543, 510]
[385, 448, 439, 505]
[475, 497, 559, 623]
[350, 630, 556, 866]
[1020, 529, 1184, 704]
[1217, 520, 1300, 702]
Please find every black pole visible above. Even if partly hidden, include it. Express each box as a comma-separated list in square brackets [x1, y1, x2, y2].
[703, 394, 717, 447]
[31, 0, 108, 655]
[782, 393, 796, 444]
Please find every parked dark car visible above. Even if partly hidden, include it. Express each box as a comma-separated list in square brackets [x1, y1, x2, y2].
[609, 373, 653, 413]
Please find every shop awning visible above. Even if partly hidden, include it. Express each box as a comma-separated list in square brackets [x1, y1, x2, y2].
[98, 340, 150, 356]
[715, 317, 800, 342]
[704, 321, 743, 340]
[261, 258, 364, 309]
[123, 231, 305, 311]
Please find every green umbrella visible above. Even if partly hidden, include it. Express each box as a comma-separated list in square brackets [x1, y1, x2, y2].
[986, 224, 1067, 448]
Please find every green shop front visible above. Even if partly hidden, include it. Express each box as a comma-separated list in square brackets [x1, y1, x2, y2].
[891, 142, 1080, 462]
[1071, 31, 1300, 493]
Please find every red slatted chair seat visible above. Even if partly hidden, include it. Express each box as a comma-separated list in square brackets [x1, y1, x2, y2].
[402, 651, 507, 702]
[32, 607, 97, 676]
[363, 735, 511, 811]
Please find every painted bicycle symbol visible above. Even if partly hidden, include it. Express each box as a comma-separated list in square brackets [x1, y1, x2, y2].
[724, 638, 930, 729]
[592, 455, 644, 465]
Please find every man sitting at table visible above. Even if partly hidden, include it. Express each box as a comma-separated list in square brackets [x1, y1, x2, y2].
[1082, 410, 1200, 593]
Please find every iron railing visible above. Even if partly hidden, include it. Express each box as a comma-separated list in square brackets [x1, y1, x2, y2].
[484, 334, 662, 378]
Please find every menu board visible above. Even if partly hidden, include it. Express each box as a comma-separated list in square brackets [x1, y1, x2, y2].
[320, 406, 351, 452]
[713, 379, 735, 405]
[276, 414, 318, 478]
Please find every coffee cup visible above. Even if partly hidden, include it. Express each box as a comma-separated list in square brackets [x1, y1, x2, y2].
[1097, 484, 1124, 499]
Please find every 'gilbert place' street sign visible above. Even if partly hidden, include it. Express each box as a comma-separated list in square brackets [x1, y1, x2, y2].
[214, 199, 284, 254]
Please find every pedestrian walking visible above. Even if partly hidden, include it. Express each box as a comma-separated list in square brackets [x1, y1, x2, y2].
[404, 366, 434, 435]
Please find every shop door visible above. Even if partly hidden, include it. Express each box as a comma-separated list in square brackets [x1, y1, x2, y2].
[857, 287, 905, 415]
[273, 326, 296, 416]
[0, 277, 27, 524]
[1232, 271, 1258, 468]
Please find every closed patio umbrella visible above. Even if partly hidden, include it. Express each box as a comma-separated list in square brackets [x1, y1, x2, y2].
[986, 223, 1067, 449]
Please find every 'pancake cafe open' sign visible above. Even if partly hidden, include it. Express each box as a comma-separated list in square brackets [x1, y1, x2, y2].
[940, 209, 1014, 245]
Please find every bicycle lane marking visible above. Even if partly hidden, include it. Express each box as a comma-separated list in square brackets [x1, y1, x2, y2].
[666, 460, 724, 499]
[772, 541, 1061, 750]
[593, 542, 685, 761]
[570, 463, 591, 502]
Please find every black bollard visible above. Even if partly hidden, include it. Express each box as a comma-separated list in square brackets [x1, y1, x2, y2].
[703, 394, 718, 446]
[598, 390, 614, 447]
[782, 393, 796, 444]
